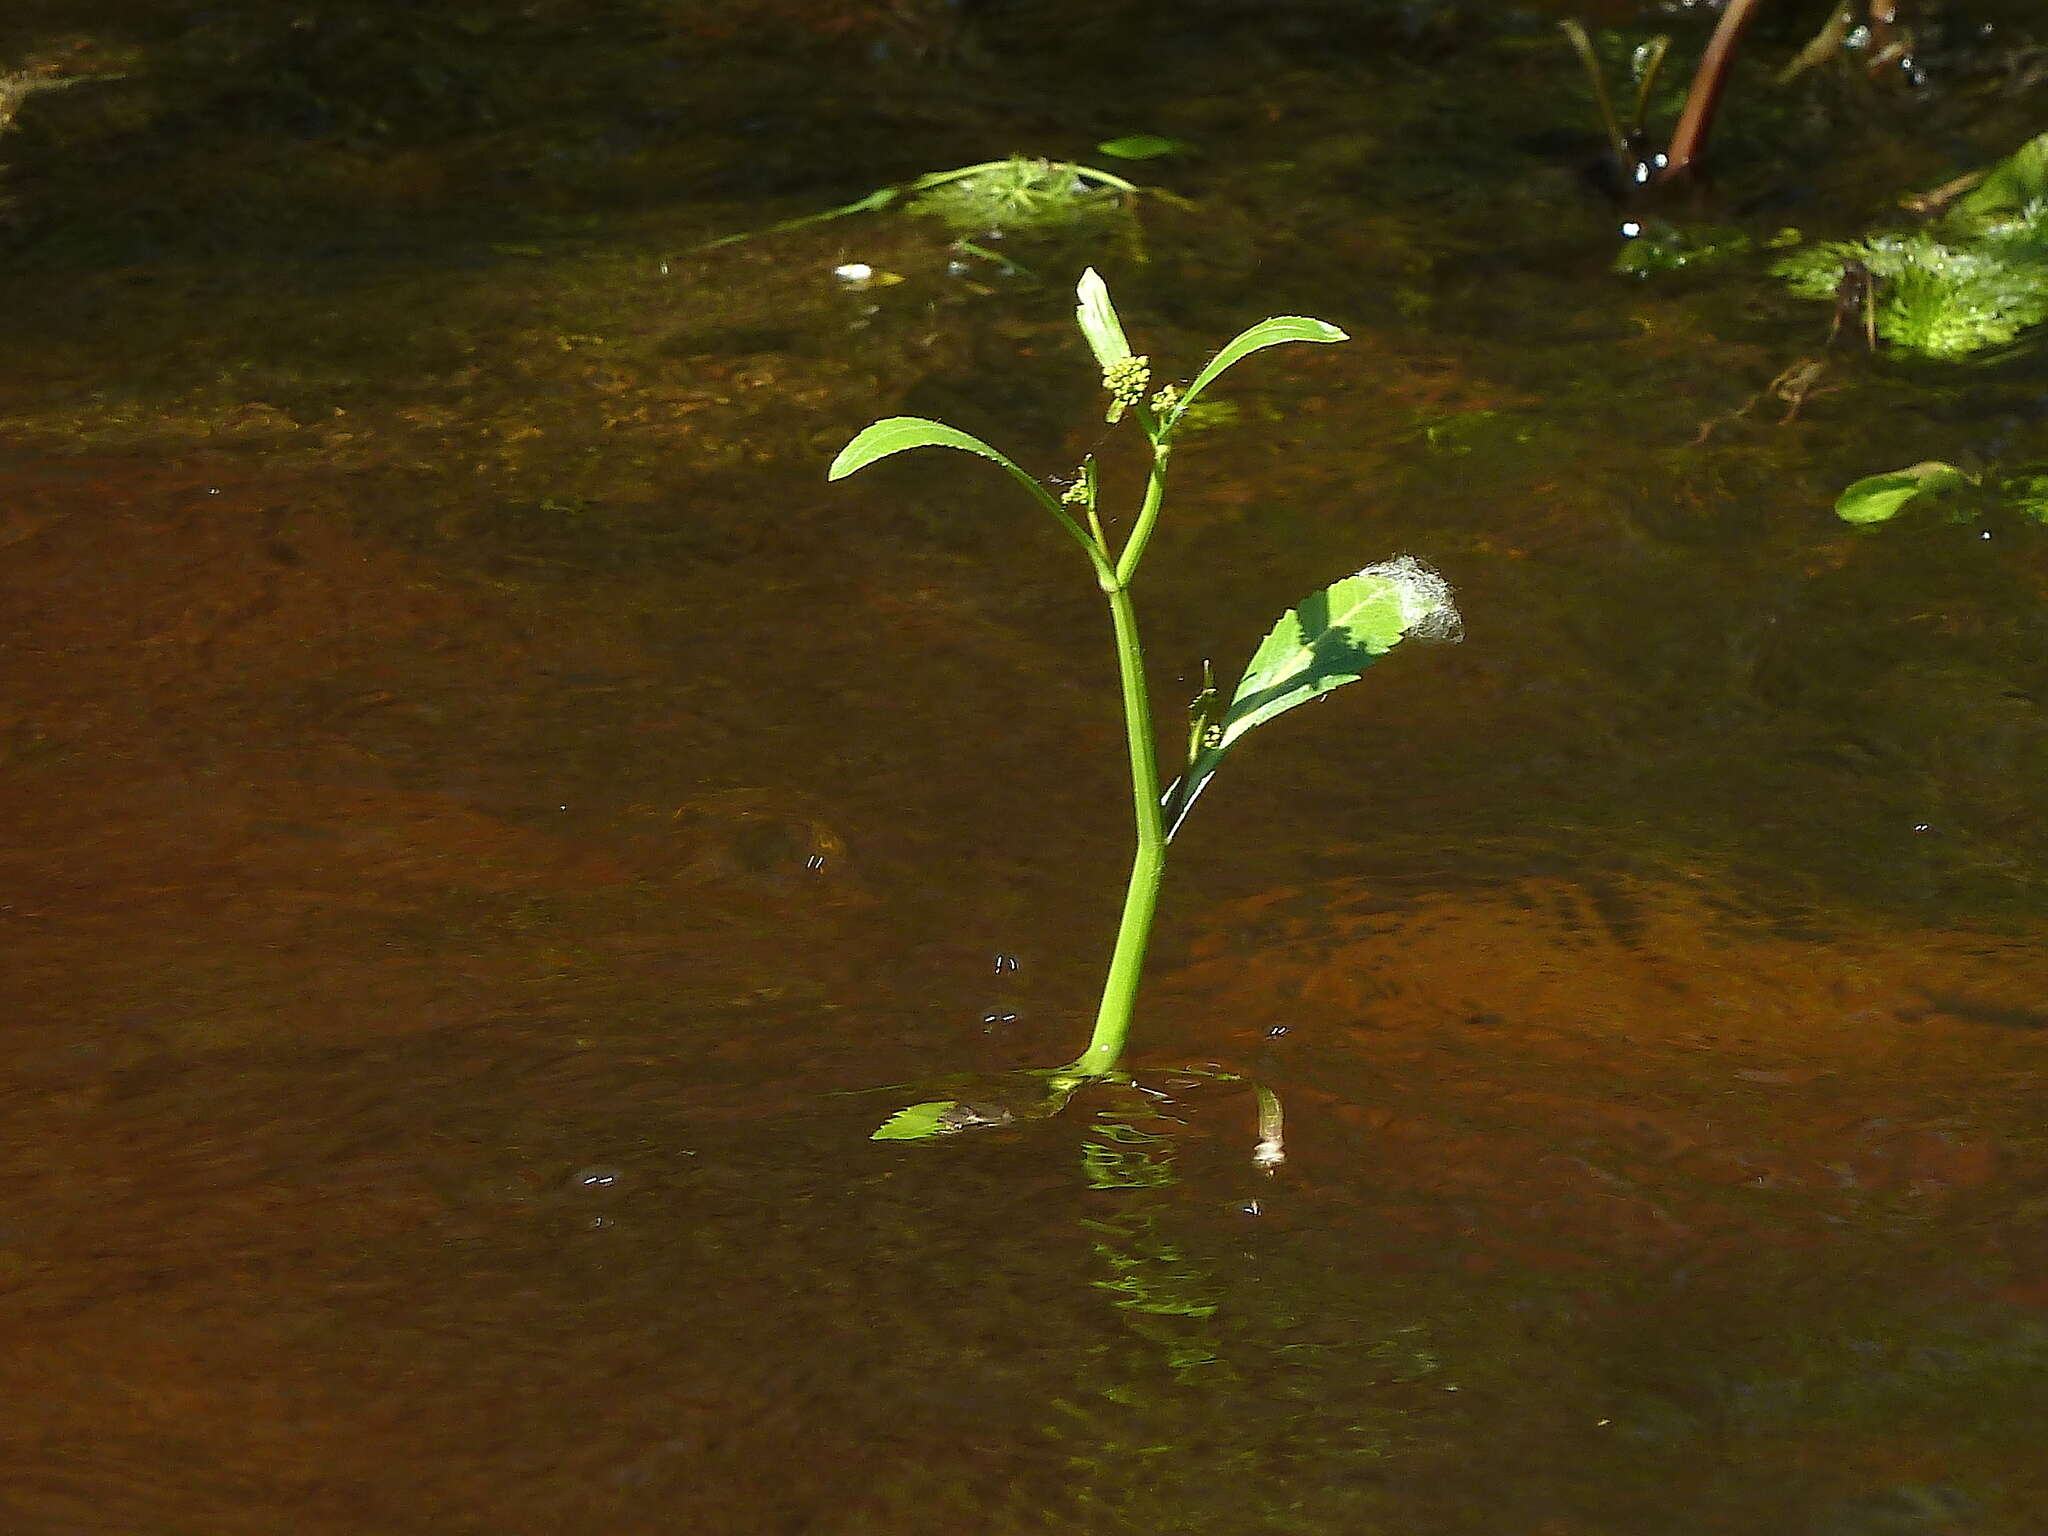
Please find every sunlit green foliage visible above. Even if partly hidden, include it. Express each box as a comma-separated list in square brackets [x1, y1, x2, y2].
[1835, 460, 1976, 524]
[833, 270, 1458, 1138]
[1773, 132, 2048, 360]
[1835, 457, 2048, 527]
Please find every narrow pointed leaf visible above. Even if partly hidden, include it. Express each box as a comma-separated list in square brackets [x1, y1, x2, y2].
[1075, 267, 1134, 370]
[697, 185, 902, 249]
[1164, 556, 1460, 837]
[830, 416, 1026, 480]
[1174, 316, 1346, 420]
[830, 417, 1108, 575]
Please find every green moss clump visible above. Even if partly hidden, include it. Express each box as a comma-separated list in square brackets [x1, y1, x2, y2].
[1771, 132, 2048, 361]
[902, 156, 1128, 237]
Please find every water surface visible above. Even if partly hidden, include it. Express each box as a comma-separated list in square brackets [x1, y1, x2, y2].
[2, 5, 2046, 1532]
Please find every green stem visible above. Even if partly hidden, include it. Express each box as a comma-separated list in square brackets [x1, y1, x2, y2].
[1113, 429, 1171, 589]
[1072, 450, 1172, 1078]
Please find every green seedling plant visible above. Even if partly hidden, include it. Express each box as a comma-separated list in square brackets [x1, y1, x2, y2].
[831, 270, 1460, 1140]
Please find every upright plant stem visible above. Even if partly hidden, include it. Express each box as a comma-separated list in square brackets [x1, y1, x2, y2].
[1072, 448, 1171, 1077]
[1072, 581, 1167, 1075]
[1660, 0, 1764, 184]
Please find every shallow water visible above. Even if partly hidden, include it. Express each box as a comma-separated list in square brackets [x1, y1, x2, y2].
[3, 5, 2046, 1533]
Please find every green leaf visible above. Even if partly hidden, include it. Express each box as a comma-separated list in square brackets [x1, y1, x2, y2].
[1074, 267, 1134, 370]
[867, 1069, 1090, 1139]
[1095, 135, 1187, 161]
[1835, 461, 1975, 524]
[1164, 557, 1460, 837]
[1949, 131, 2048, 232]
[872, 1101, 965, 1141]
[1175, 316, 1347, 422]
[830, 416, 1026, 481]
[829, 416, 1112, 577]
[697, 184, 902, 250]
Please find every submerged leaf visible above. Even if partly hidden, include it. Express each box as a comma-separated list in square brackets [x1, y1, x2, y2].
[1835, 461, 1975, 524]
[870, 1069, 1087, 1139]
[1164, 556, 1460, 837]
[872, 1101, 968, 1141]
[1096, 135, 1187, 161]
[697, 185, 902, 249]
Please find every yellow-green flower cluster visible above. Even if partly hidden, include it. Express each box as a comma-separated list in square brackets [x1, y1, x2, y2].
[1102, 355, 1152, 409]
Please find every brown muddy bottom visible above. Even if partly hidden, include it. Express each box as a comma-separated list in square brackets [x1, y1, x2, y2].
[2, 454, 2044, 1536]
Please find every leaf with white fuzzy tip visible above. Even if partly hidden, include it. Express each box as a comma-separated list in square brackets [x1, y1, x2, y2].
[1164, 557, 1461, 838]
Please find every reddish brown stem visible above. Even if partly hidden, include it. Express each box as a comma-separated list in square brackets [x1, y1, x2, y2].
[1659, 0, 1767, 184]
